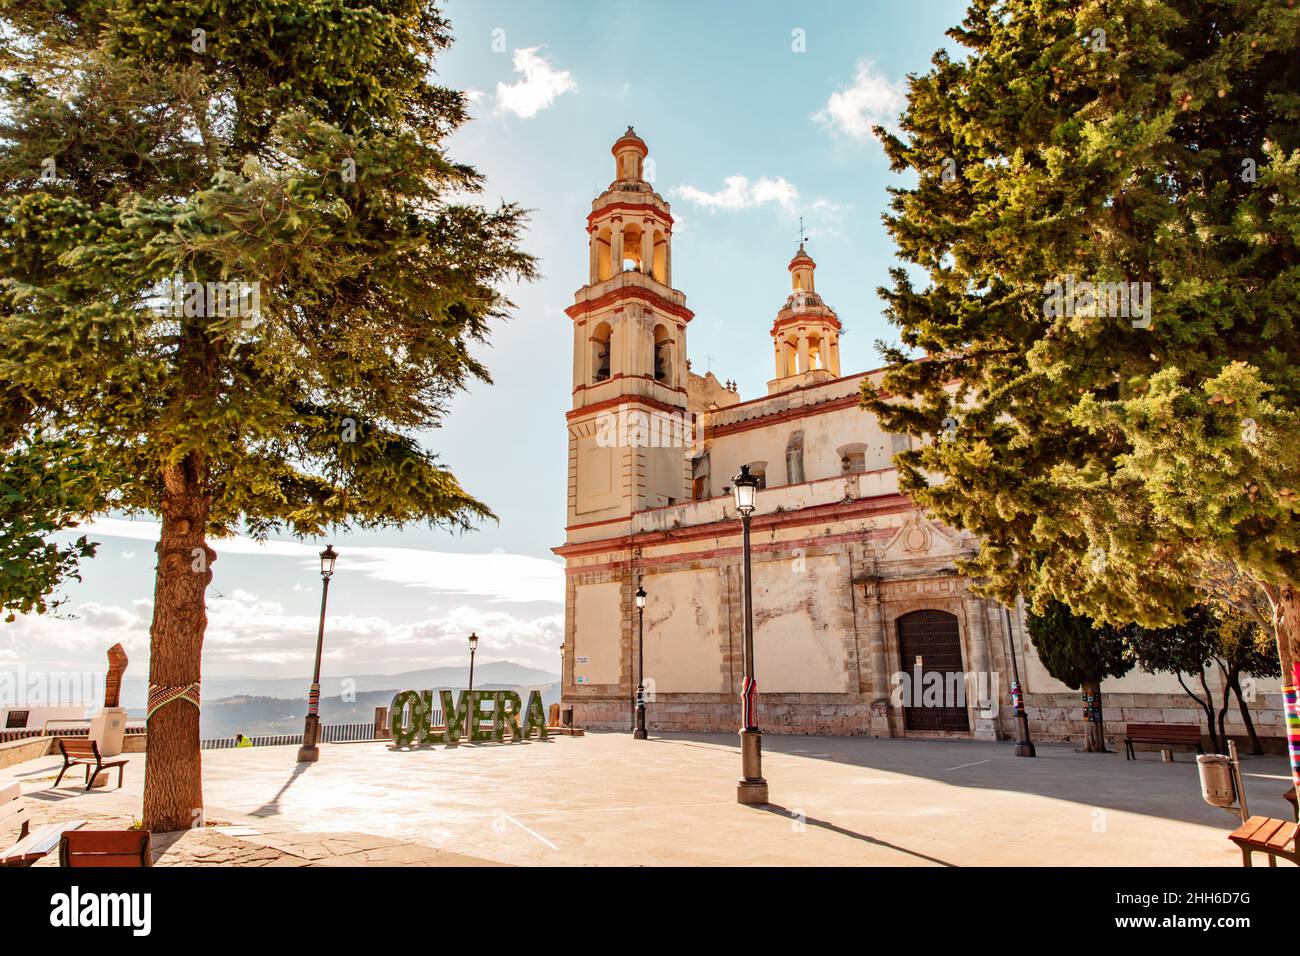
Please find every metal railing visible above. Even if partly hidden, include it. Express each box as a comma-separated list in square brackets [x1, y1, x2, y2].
[199, 721, 386, 750]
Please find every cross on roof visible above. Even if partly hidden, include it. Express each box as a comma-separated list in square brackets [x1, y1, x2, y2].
[798, 216, 808, 245]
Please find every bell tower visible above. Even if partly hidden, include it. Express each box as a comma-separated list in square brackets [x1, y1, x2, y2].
[564, 128, 693, 540]
[768, 243, 842, 394]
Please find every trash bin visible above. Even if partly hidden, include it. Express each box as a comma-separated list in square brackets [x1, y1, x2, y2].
[1198, 754, 1236, 808]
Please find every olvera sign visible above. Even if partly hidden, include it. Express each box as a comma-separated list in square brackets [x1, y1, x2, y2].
[390, 689, 548, 746]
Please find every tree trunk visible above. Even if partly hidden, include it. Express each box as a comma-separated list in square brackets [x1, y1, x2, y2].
[1216, 674, 1231, 754]
[1197, 669, 1222, 754]
[1081, 679, 1106, 753]
[1227, 672, 1264, 756]
[1275, 584, 1300, 682]
[1175, 671, 1219, 753]
[141, 455, 213, 833]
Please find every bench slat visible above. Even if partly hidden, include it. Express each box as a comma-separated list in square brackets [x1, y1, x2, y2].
[65, 855, 145, 867]
[61, 829, 151, 868]
[1264, 823, 1297, 851]
[1228, 816, 1270, 842]
[1, 820, 85, 863]
[1242, 816, 1284, 842]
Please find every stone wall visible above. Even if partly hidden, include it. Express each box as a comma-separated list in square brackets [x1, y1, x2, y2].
[1022, 690, 1287, 752]
[571, 693, 874, 735]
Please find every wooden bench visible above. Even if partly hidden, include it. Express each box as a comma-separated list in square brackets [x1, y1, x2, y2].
[0, 782, 85, 867]
[1228, 815, 1299, 867]
[54, 737, 127, 791]
[1123, 723, 1203, 761]
[59, 830, 152, 867]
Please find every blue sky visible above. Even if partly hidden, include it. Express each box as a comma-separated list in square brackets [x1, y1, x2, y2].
[2, 0, 970, 693]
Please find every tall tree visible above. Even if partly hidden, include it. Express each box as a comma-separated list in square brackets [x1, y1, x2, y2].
[861, 1, 1300, 675]
[1212, 606, 1280, 753]
[0, 1, 535, 830]
[1126, 604, 1227, 751]
[1026, 601, 1133, 751]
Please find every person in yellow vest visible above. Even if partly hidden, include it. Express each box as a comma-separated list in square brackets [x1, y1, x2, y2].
[234, 733, 253, 748]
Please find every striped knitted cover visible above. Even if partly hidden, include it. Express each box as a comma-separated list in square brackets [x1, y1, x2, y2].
[1286, 663, 1300, 801]
[741, 676, 758, 732]
[147, 682, 201, 719]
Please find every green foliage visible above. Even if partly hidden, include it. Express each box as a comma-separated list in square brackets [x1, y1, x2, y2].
[860, 0, 1300, 637]
[495, 690, 523, 741]
[1026, 601, 1133, 689]
[0, 0, 537, 541]
[389, 689, 423, 747]
[1126, 605, 1221, 678]
[524, 689, 548, 740]
[0, 430, 113, 619]
[440, 688, 466, 743]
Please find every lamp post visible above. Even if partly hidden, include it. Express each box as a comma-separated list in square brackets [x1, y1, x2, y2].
[732, 465, 768, 805]
[1004, 603, 1036, 758]
[297, 544, 338, 763]
[634, 584, 648, 739]
[466, 632, 479, 742]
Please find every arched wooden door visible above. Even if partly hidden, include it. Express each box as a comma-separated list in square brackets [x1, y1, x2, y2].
[897, 610, 969, 733]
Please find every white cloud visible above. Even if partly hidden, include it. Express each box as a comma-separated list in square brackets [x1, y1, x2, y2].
[2, 591, 564, 679]
[813, 60, 906, 142]
[493, 47, 576, 119]
[75, 518, 564, 606]
[672, 175, 801, 213]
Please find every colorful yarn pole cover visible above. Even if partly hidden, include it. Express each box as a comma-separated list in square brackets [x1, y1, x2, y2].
[741, 676, 758, 731]
[146, 682, 201, 719]
[1010, 680, 1025, 716]
[1285, 663, 1300, 800]
[307, 683, 320, 717]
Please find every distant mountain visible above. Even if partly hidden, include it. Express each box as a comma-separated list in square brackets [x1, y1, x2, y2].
[109, 660, 559, 711]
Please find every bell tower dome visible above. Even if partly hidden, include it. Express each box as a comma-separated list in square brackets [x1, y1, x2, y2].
[768, 243, 842, 394]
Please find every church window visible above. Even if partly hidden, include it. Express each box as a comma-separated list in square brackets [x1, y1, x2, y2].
[653, 324, 672, 384]
[592, 322, 612, 383]
[837, 443, 867, 474]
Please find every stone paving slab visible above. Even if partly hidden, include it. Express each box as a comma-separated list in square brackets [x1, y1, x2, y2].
[2, 732, 1292, 866]
[1, 750, 496, 867]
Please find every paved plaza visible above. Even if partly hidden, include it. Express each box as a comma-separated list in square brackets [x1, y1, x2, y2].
[4, 733, 1294, 866]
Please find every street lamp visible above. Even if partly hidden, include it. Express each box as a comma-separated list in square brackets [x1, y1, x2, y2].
[297, 544, 338, 762]
[732, 465, 768, 805]
[634, 584, 648, 740]
[466, 632, 479, 742]
[1004, 603, 1036, 757]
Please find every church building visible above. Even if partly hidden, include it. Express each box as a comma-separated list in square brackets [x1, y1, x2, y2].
[554, 129, 1286, 746]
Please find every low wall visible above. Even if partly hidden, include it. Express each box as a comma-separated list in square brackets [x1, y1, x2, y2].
[0, 733, 148, 769]
[0, 735, 54, 769]
[571, 694, 877, 735]
[569, 690, 1289, 751]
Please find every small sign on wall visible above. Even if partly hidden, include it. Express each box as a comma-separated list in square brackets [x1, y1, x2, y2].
[575, 655, 589, 664]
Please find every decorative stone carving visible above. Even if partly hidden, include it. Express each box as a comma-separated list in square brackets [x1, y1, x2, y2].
[104, 643, 128, 709]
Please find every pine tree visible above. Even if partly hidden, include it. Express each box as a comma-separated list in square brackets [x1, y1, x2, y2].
[0, 2, 535, 830]
[862, 0, 1300, 675]
[1026, 601, 1133, 751]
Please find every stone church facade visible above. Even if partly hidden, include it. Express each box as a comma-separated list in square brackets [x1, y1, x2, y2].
[554, 129, 1287, 745]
